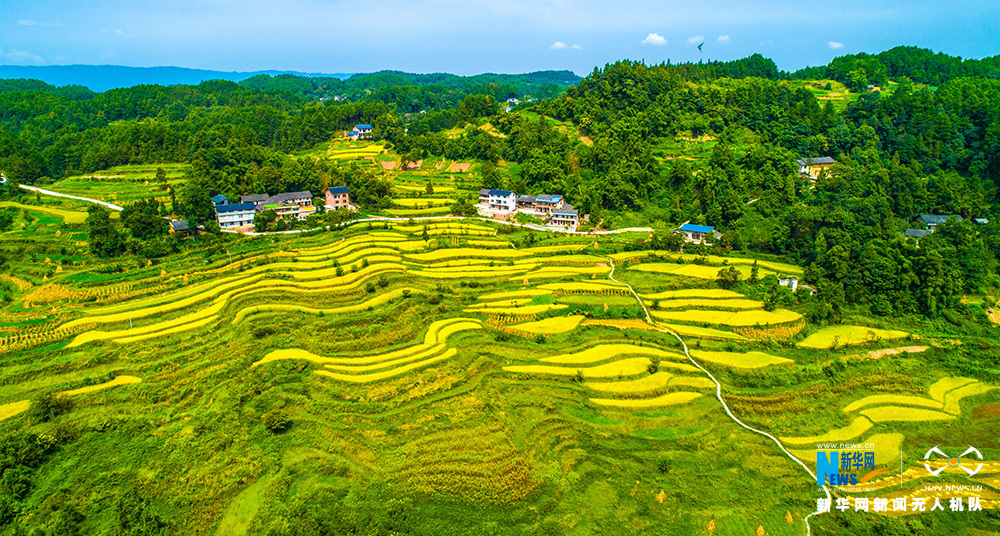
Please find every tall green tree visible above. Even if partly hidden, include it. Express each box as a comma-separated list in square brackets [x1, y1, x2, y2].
[86, 205, 125, 257]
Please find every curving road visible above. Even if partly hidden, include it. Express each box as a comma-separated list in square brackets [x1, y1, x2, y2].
[18, 184, 123, 211]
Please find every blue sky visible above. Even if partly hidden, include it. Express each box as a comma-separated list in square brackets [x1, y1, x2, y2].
[1, 0, 998, 75]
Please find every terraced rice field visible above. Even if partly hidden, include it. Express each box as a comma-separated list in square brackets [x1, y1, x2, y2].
[6, 208, 990, 535]
[688, 349, 793, 368]
[780, 416, 874, 445]
[942, 382, 995, 414]
[648, 298, 763, 310]
[613, 251, 804, 275]
[651, 308, 801, 327]
[538, 281, 627, 292]
[46, 163, 189, 204]
[405, 248, 530, 261]
[385, 206, 454, 216]
[656, 322, 745, 340]
[464, 303, 567, 315]
[859, 406, 956, 423]
[510, 315, 585, 334]
[641, 288, 745, 300]
[392, 198, 455, 206]
[255, 318, 481, 383]
[393, 184, 456, 192]
[585, 371, 674, 392]
[843, 394, 944, 412]
[477, 289, 552, 300]
[555, 295, 637, 307]
[60, 375, 142, 396]
[0, 400, 31, 421]
[316, 348, 459, 382]
[0, 202, 89, 225]
[797, 325, 911, 349]
[590, 392, 703, 408]
[540, 343, 684, 364]
[928, 376, 978, 402]
[629, 263, 778, 280]
[504, 357, 651, 378]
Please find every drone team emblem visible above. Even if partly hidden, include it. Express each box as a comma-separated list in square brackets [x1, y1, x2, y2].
[923, 445, 984, 477]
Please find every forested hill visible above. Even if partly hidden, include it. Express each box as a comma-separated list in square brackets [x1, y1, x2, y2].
[0, 65, 580, 103]
[0, 64, 354, 93]
[791, 45, 1000, 90]
[239, 70, 581, 102]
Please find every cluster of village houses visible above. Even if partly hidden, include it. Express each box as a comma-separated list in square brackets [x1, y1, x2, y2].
[476, 189, 584, 229]
[168, 187, 355, 233]
[171, 154, 984, 245]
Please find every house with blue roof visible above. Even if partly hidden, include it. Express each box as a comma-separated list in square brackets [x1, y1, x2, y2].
[534, 194, 564, 214]
[348, 124, 373, 139]
[210, 194, 229, 207]
[215, 202, 256, 229]
[679, 223, 718, 243]
[487, 189, 516, 212]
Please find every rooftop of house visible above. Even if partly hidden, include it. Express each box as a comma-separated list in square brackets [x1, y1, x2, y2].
[210, 194, 228, 204]
[215, 202, 256, 213]
[975, 218, 990, 224]
[327, 186, 349, 194]
[241, 193, 269, 204]
[169, 220, 189, 232]
[262, 191, 312, 206]
[680, 223, 715, 233]
[919, 214, 962, 225]
[354, 124, 372, 130]
[904, 228, 933, 239]
[517, 195, 536, 203]
[796, 156, 836, 166]
[488, 189, 514, 197]
[552, 203, 578, 216]
[535, 194, 563, 203]
[479, 188, 491, 195]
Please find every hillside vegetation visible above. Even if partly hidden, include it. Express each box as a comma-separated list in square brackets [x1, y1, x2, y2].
[0, 47, 999, 535]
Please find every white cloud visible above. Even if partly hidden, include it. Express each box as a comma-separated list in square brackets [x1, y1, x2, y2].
[641, 33, 667, 46]
[114, 29, 131, 38]
[717, 35, 730, 44]
[18, 19, 60, 27]
[571, 44, 582, 50]
[6, 49, 45, 65]
[828, 41, 844, 50]
[550, 41, 567, 49]
[687, 35, 705, 45]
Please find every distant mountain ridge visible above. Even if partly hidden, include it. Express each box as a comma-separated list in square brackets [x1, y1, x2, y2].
[0, 64, 582, 95]
[0, 64, 355, 92]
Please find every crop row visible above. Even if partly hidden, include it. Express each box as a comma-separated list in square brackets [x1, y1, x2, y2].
[0, 323, 94, 353]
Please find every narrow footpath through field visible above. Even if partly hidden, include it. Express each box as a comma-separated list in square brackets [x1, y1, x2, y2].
[604, 255, 829, 536]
